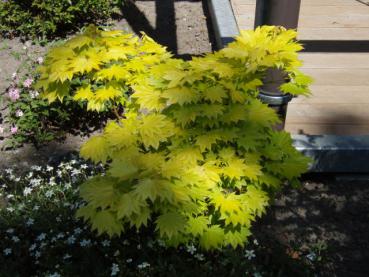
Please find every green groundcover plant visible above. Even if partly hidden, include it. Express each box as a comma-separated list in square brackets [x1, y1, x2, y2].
[0, 0, 124, 40]
[37, 25, 313, 250]
[1, 44, 111, 148]
[0, 156, 325, 276]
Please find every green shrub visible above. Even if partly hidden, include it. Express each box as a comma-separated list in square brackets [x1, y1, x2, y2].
[0, 0, 123, 40]
[2, 44, 111, 148]
[38, 26, 313, 250]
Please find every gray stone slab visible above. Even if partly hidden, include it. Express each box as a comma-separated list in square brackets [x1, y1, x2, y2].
[207, 0, 239, 49]
[293, 135, 369, 172]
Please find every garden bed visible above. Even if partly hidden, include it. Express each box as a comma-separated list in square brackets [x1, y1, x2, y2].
[1, 1, 369, 277]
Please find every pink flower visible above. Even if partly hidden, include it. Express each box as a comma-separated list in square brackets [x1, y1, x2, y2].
[23, 78, 33, 88]
[15, 110, 23, 117]
[10, 126, 18, 134]
[36, 57, 44, 64]
[8, 88, 20, 101]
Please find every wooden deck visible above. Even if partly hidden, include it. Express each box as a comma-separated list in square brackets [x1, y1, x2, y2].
[231, 0, 369, 135]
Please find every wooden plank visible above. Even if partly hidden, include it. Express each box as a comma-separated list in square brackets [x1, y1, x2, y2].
[232, 0, 365, 6]
[300, 53, 369, 69]
[286, 103, 369, 124]
[285, 123, 369, 135]
[298, 27, 369, 40]
[302, 69, 369, 86]
[291, 86, 369, 104]
[299, 15, 369, 28]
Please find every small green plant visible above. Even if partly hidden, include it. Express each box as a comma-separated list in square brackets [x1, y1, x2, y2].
[1, 43, 110, 148]
[38, 26, 313, 250]
[0, 0, 124, 40]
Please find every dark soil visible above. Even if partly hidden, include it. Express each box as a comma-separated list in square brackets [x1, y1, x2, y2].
[260, 174, 369, 277]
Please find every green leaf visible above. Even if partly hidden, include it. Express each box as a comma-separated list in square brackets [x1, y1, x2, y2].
[80, 135, 109, 163]
[200, 225, 224, 250]
[79, 176, 117, 209]
[156, 212, 187, 239]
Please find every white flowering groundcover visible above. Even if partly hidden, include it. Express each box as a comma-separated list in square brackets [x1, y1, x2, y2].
[0, 155, 317, 276]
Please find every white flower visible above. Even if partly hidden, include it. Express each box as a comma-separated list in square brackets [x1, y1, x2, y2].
[56, 233, 65, 239]
[37, 233, 46, 241]
[6, 207, 15, 212]
[23, 187, 33, 196]
[3, 248, 12, 256]
[66, 235, 76, 245]
[244, 250, 256, 260]
[33, 205, 40, 211]
[253, 239, 259, 246]
[74, 227, 82, 234]
[126, 258, 133, 263]
[11, 72, 17, 79]
[48, 273, 61, 277]
[29, 244, 37, 251]
[46, 165, 53, 172]
[0, 126, 4, 134]
[194, 253, 205, 261]
[122, 239, 130, 245]
[113, 250, 120, 256]
[26, 218, 35, 226]
[34, 251, 41, 258]
[12, 236, 20, 242]
[30, 178, 42, 187]
[15, 110, 23, 117]
[101, 240, 110, 247]
[306, 252, 317, 261]
[137, 262, 150, 269]
[45, 190, 54, 198]
[111, 263, 120, 276]
[79, 239, 91, 247]
[253, 272, 263, 277]
[186, 244, 196, 255]
[63, 254, 72, 260]
[29, 90, 39, 99]
[6, 228, 14, 234]
[36, 57, 44, 64]
[31, 165, 42, 171]
[56, 216, 62, 222]
[137, 244, 142, 250]
[71, 169, 81, 176]
[6, 194, 14, 199]
[81, 164, 88, 169]
[47, 272, 61, 277]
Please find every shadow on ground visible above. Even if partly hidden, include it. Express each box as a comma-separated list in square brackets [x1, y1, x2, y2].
[257, 174, 369, 276]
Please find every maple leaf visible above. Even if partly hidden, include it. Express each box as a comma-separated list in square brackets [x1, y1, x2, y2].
[95, 64, 130, 81]
[115, 193, 143, 219]
[108, 159, 138, 180]
[73, 85, 94, 101]
[200, 225, 224, 250]
[224, 227, 251, 248]
[162, 87, 199, 106]
[79, 176, 117, 209]
[203, 85, 228, 103]
[69, 55, 101, 74]
[91, 210, 124, 237]
[187, 216, 209, 236]
[156, 212, 187, 239]
[139, 114, 176, 149]
[95, 86, 122, 102]
[66, 35, 93, 49]
[80, 135, 109, 163]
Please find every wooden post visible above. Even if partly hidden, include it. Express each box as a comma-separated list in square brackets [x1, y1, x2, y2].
[255, 0, 301, 126]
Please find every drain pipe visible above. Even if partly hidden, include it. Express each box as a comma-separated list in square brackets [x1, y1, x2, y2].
[255, 0, 301, 126]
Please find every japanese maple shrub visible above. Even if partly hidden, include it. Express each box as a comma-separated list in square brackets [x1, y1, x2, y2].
[38, 26, 312, 250]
